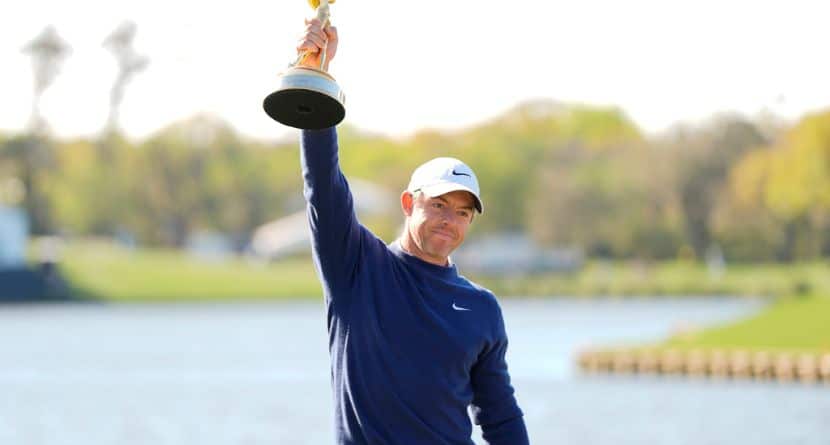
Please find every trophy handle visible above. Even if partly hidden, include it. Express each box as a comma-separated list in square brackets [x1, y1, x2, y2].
[295, 0, 332, 70]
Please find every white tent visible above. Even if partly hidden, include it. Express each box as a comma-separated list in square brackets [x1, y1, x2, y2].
[249, 178, 395, 260]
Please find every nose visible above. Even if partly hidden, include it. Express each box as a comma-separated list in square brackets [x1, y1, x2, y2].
[440, 208, 458, 226]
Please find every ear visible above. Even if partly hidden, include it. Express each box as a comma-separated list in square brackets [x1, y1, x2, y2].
[401, 191, 414, 217]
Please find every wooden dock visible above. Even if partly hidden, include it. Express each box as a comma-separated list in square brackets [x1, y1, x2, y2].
[577, 348, 830, 383]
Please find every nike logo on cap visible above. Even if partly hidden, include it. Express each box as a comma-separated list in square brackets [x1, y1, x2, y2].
[452, 303, 472, 311]
[451, 169, 471, 178]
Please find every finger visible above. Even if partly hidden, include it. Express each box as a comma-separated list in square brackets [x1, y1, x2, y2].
[305, 23, 323, 36]
[304, 25, 328, 43]
[324, 25, 338, 42]
[296, 40, 320, 54]
[298, 29, 326, 48]
[305, 32, 327, 49]
[305, 18, 324, 33]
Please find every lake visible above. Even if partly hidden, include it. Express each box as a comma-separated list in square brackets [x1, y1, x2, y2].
[1, 298, 827, 444]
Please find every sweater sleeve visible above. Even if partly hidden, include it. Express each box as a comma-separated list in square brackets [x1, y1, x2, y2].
[479, 416, 530, 445]
[300, 128, 364, 303]
[469, 305, 529, 445]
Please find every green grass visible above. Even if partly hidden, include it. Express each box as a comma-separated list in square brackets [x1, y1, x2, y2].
[59, 240, 322, 302]
[471, 260, 830, 298]
[55, 240, 830, 303]
[663, 294, 830, 353]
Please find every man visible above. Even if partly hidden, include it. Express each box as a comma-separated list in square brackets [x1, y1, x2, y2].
[295, 18, 529, 445]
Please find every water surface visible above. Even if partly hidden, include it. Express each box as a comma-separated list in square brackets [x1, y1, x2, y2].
[1, 298, 827, 444]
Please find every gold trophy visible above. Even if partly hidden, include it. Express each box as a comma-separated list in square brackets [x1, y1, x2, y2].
[263, 0, 345, 129]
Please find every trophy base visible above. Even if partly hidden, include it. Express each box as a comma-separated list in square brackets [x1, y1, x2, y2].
[263, 67, 346, 130]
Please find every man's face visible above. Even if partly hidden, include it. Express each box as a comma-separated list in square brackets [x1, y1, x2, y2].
[403, 190, 476, 264]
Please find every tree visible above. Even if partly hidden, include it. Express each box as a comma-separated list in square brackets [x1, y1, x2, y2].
[14, 26, 71, 234]
[726, 109, 830, 260]
[665, 116, 768, 259]
[102, 21, 148, 135]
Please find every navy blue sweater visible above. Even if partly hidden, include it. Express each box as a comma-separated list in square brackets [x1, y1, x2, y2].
[301, 128, 528, 445]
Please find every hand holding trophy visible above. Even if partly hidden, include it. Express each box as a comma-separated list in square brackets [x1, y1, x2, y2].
[263, 0, 346, 129]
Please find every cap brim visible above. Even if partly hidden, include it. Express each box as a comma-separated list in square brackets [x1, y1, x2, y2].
[418, 182, 483, 214]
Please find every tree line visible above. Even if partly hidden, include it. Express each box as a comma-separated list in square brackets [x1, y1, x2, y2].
[1, 101, 828, 262]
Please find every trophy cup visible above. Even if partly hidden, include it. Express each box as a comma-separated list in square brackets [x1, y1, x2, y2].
[263, 0, 345, 130]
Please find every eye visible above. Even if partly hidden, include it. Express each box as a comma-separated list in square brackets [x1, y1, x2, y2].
[432, 202, 444, 209]
[457, 210, 470, 219]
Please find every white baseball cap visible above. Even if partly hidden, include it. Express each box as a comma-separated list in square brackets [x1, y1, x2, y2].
[406, 157, 483, 213]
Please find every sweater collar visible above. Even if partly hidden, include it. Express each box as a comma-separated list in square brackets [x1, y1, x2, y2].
[390, 240, 459, 280]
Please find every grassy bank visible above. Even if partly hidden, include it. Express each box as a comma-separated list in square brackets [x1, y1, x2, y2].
[58, 241, 321, 302]
[577, 294, 830, 378]
[54, 240, 830, 302]
[663, 294, 830, 353]
[471, 260, 830, 298]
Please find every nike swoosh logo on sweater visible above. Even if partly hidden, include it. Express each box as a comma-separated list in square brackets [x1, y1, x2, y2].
[452, 303, 472, 311]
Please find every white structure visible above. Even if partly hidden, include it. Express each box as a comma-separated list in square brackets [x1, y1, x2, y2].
[249, 211, 309, 260]
[0, 205, 29, 268]
[186, 231, 234, 262]
[452, 233, 583, 275]
[249, 178, 395, 260]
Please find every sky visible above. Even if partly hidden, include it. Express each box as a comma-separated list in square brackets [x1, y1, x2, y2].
[1, 0, 829, 142]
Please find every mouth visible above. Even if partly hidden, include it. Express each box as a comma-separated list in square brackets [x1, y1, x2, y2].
[431, 229, 456, 241]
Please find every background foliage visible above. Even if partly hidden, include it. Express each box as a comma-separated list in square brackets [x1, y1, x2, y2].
[2, 102, 829, 262]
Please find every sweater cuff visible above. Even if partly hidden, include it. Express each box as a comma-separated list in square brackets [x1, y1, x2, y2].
[481, 415, 529, 445]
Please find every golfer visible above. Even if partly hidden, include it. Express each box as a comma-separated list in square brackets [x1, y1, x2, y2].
[296, 18, 529, 445]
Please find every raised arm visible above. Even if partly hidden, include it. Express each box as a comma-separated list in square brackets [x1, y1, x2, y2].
[297, 20, 363, 301]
